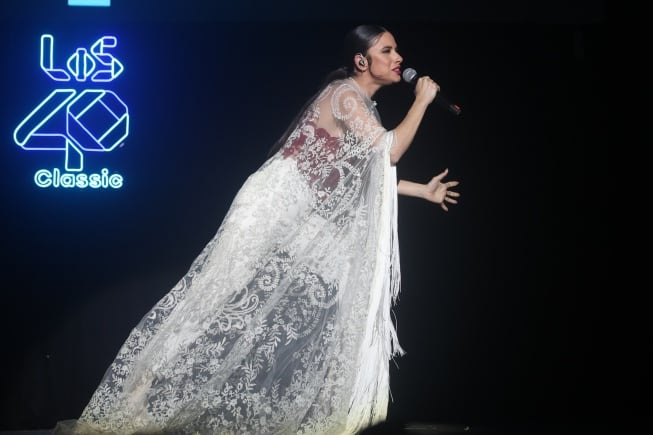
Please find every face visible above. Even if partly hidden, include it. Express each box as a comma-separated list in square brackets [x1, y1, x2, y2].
[365, 32, 403, 84]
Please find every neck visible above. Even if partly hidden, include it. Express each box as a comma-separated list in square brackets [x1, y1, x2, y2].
[350, 75, 381, 99]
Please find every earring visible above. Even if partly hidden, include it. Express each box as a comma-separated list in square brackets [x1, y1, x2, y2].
[358, 59, 365, 66]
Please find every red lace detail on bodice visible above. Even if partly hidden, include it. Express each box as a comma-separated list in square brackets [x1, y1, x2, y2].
[281, 120, 342, 189]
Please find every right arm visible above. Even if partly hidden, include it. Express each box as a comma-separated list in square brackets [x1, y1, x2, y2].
[397, 168, 460, 212]
[389, 76, 439, 165]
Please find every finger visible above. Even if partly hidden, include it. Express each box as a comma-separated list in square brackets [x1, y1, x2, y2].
[445, 197, 458, 204]
[432, 168, 449, 183]
[446, 191, 461, 198]
[441, 203, 448, 212]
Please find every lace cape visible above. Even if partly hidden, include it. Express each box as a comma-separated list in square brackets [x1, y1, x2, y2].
[54, 78, 403, 435]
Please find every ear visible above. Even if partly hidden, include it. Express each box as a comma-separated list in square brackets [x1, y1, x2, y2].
[355, 53, 367, 70]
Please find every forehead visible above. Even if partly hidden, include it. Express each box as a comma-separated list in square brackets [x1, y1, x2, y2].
[369, 32, 397, 50]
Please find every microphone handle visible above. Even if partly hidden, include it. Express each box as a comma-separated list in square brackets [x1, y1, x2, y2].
[407, 73, 462, 116]
[435, 93, 462, 116]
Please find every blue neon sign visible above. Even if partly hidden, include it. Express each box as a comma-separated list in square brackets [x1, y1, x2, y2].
[13, 34, 128, 189]
[39, 35, 124, 82]
[68, 0, 111, 7]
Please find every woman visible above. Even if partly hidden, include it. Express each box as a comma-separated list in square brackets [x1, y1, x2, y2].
[54, 24, 460, 435]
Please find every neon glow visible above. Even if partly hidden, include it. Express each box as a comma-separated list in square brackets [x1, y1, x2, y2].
[90, 36, 124, 82]
[34, 168, 123, 189]
[40, 35, 71, 81]
[14, 89, 129, 172]
[68, 0, 111, 7]
[40, 34, 124, 83]
[14, 34, 129, 189]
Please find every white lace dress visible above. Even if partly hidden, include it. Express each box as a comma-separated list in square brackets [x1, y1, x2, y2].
[54, 78, 404, 435]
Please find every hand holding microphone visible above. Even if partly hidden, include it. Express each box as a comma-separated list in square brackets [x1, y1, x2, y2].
[402, 68, 462, 116]
[412, 74, 440, 106]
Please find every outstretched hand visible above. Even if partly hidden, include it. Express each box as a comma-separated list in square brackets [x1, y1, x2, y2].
[423, 168, 460, 211]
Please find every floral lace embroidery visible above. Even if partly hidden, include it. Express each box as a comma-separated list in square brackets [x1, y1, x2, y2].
[64, 80, 400, 435]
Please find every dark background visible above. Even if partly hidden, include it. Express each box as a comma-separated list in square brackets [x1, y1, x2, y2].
[1, 0, 641, 433]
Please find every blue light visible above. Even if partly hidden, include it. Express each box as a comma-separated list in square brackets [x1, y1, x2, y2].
[14, 89, 129, 172]
[40, 35, 71, 81]
[34, 168, 123, 189]
[40, 34, 124, 83]
[14, 34, 129, 189]
[90, 36, 124, 82]
[68, 0, 111, 7]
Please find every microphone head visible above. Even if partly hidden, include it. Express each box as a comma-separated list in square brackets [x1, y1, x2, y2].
[402, 67, 418, 83]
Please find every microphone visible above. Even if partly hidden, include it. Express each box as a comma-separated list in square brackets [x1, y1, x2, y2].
[402, 68, 462, 116]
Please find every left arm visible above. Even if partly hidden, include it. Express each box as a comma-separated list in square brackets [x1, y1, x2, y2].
[398, 168, 460, 212]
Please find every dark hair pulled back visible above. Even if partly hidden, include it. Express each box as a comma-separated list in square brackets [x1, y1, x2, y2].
[267, 25, 388, 158]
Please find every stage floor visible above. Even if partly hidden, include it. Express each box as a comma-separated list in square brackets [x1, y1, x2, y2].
[0, 424, 649, 435]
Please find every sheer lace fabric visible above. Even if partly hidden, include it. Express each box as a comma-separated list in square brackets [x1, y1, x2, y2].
[54, 78, 403, 435]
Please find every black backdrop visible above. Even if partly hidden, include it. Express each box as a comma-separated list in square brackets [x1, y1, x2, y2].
[1, 1, 641, 433]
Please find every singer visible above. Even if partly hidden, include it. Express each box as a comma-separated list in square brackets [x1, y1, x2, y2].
[53, 24, 460, 435]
